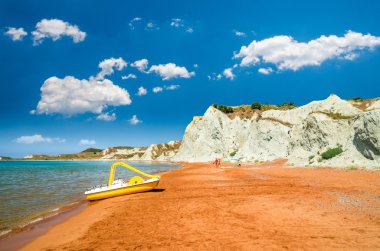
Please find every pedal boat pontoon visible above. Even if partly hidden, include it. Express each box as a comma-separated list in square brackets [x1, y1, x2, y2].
[85, 162, 160, 201]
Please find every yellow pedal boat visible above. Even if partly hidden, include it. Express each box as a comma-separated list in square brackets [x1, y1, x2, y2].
[85, 162, 160, 201]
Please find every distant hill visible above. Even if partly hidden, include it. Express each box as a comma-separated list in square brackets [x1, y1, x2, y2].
[81, 148, 103, 153]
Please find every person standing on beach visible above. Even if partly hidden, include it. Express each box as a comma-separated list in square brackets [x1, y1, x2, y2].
[214, 158, 218, 167]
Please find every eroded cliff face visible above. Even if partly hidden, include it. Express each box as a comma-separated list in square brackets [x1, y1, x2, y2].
[172, 95, 380, 168]
[101, 141, 181, 161]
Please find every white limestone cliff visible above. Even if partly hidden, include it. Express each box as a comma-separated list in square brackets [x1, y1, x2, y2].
[172, 95, 380, 169]
[101, 141, 181, 161]
[139, 141, 181, 161]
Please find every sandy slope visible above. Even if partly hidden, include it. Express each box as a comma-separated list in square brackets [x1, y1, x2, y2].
[21, 160, 380, 250]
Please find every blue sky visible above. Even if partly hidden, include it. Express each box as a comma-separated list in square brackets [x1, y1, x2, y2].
[1, 0, 380, 157]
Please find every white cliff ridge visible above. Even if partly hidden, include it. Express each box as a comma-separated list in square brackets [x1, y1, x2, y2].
[172, 95, 380, 168]
[101, 141, 181, 161]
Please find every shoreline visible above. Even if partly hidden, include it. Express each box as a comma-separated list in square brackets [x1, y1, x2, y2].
[0, 162, 182, 251]
[0, 201, 87, 251]
[0, 159, 182, 164]
[12, 160, 380, 250]
[0, 200, 85, 238]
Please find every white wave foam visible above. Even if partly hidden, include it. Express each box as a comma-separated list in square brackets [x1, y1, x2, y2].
[0, 230, 11, 236]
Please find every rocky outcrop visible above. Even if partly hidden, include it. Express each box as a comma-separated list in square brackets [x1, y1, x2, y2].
[172, 95, 380, 169]
[101, 141, 181, 161]
[353, 110, 380, 160]
[139, 141, 181, 161]
[101, 147, 146, 159]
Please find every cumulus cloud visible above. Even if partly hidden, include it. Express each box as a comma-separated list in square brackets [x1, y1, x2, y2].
[129, 115, 142, 125]
[4, 27, 27, 41]
[148, 63, 195, 80]
[151, 85, 179, 93]
[208, 73, 222, 81]
[136, 86, 147, 96]
[170, 18, 193, 33]
[34, 76, 131, 116]
[96, 57, 127, 80]
[145, 22, 159, 30]
[96, 112, 116, 121]
[223, 68, 235, 80]
[16, 134, 65, 144]
[258, 67, 273, 75]
[234, 30, 246, 37]
[32, 18, 86, 45]
[129, 17, 142, 30]
[121, 74, 137, 80]
[165, 84, 180, 90]
[234, 30, 380, 71]
[79, 139, 96, 145]
[152, 87, 163, 93]
[131, 59, 149, 72]
[171, 18, 184, 27]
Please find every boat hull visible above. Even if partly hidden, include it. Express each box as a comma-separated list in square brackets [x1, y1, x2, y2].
[86, 180, 159, 201]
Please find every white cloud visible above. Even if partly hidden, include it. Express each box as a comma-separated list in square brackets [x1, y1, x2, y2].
[148, 63, 195, 80]
[150, 85, 179, 93]
[129, 115, 142, 125]
[32, 18, 86, 45]
[122, 74, 137, 80]
[131, 17, 142, 22]
[165, 84, 180, 90]
[145, 22, 159, 30]
[4, 27, 27, 41]
[136, 86, 147, 96]
[234, 30, 380, 71]
[96, 57, 127, 80]
[171, 18, 184, 27]
[152, 86, 163, 93]
[34, 76, 131, 116]
[129, 17, 142, 30]
[193, 64, 198, 68]
[258, 67, 273, 75]
[96, 112, 116, 121]
[234, 30, 246, 37]
[79, 139, 96, 145]
[223, 68, 235, 80]
[170, 18, 193, 33]
[343, 53, 358, 60]
[208, 73, 222, 81]
[16, 134, 65, 144]
[131, 59, 149, 72]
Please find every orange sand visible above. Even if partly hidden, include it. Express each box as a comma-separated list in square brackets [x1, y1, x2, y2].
[20, 160, 380, 250]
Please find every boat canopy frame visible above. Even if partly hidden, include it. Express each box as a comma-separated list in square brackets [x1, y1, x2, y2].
[108, 162, 160, 186]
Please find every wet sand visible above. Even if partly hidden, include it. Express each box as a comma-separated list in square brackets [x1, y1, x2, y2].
[18, 160, 380, 250]
[0, 203, 87, 251]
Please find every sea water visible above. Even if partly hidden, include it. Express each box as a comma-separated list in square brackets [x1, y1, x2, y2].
[0, 161, 180, 235]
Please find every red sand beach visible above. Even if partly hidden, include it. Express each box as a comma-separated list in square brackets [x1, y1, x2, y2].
[6, 160, 380, 250]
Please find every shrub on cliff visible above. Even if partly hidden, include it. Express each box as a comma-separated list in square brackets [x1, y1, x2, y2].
[350, 97, 363, 102]
[279, 102, 297, 110]
[218, 105, 233, 113]
[321, 145, 343, 160]
[251, 102, 262, 110]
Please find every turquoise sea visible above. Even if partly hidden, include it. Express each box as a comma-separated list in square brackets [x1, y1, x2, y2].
[0, 161, 180, 236]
